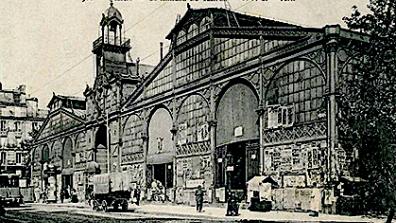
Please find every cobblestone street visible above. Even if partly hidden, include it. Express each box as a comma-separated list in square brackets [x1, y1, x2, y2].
[0, 203, 385, 223]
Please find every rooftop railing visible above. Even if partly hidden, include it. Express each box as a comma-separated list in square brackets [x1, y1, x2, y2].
[93, 36, 131, 50]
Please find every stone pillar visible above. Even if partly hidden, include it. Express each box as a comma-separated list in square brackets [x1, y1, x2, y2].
[141, 110, 149, 198]
[208, 24, 218, 202]
[324, 25, 340, 183]
[170, 125, 177, 203]
[257, 35, 265, 175]
[40, 160, 45, 192]
[171, 33, 178, 203]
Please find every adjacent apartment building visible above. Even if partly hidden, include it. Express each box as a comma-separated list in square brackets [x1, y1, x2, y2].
[0, 83, 47, 187]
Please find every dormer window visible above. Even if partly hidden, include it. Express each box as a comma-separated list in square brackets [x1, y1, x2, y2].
[177, 30, 186, 45]
[187, 24, 199, 39]
[200, 17, 210, 32]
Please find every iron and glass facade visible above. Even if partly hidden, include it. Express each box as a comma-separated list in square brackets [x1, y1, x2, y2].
[30, 4, 368, 210]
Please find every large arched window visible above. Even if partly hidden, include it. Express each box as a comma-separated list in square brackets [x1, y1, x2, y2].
[75, 132, 87, 163]
[216, 81, 259, 145]
[177, 94, 209, 145]
[122, 114, 143, 163]
[266, 60, 325, 127]
[42, 145, 50, 163]
[148, 107, 173, 157]
[62, 137, 73, 169]
[51, 140, 62, 165]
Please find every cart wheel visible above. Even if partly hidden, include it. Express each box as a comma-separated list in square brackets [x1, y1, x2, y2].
[102, 200, 108, 212]
[121, 200, 128, 211]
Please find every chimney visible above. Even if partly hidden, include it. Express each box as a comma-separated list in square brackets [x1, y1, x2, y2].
[136, 57, 140, 77]
[18, 85, 26, 93]
[160, 42, 164, 61]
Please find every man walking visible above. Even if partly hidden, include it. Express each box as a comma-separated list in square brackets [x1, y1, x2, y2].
[134, 185, 141, 206]
[195, 185, 204, 212]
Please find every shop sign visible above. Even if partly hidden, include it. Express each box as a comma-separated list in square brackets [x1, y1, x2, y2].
[234, 126, 243, 137]
[185, 179, 205, 188]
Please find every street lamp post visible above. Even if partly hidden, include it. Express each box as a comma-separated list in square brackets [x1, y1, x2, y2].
[106, 107, 110, 174]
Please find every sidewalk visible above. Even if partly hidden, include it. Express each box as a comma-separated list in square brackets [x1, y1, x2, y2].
[32, 202, 386, 223]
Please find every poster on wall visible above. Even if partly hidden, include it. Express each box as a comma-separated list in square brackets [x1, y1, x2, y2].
[292, 145, 303, 170]
[279, 147, 292, 171]
[264, 149, 273, 172]
[197, 123, 209, 141]
[178, 122, 187, 145]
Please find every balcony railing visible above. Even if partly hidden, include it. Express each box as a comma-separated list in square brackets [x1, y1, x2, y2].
[93, 36, 131, 51]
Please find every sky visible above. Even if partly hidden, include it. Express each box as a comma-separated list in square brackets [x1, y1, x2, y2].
[0, 0, 369, 108]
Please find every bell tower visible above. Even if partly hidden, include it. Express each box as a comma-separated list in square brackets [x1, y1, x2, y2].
[92, 1, 131, 77]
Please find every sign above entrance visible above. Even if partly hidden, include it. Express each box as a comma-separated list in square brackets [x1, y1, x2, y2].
[185, 179, 205, 188]
[234, 126, 244, 137]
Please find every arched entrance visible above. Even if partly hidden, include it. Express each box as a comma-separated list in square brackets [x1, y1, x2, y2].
[146, 107, 174, 200]
[95, 125, 107, 149]
[94, 124, 107, 172]
[215, 80, 259, 196]
[62, 137, 73, 194]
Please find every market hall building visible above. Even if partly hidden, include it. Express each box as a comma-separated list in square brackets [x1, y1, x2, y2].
[30, 3, 367, 210]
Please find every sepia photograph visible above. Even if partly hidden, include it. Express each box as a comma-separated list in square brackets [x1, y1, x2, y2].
[0, 0, 395, 222]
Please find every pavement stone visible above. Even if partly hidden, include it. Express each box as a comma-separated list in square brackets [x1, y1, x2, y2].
[30, 202, 387, 223]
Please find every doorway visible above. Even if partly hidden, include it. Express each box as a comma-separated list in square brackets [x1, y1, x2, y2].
[148, 162, 173, 189]
[62, 175, 73, 190]
[216, 140, 259, 195]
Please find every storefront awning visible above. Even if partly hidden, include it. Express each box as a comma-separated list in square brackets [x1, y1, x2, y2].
[146, 153, 174, 165]
[85, 161, 101, 174]
[61, 168, 74, 175]
[340, 176, 367, 182]
[247, 176, 278, 191]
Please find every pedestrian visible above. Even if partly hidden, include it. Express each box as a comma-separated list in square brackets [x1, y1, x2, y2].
[34, 186, 40, 203]
[134, 185, 141, 206]
[64, 187, 70, 200]
[60, 188, 65, 203]
[226, 191, 239, 216]
[86, 185, 94, 206]
[71, 188, 78, 203]
[0, 197, 5, 217]
[151, 179, 158, 201]
[43, 187, 48, 203]
[195, 185, 204, 212]
[309, 183, 321, 217]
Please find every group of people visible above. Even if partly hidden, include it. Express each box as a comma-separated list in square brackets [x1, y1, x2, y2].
[60, 187, 78, 203]
[195, 186, 240, 216]
[150, 179, 167, 202]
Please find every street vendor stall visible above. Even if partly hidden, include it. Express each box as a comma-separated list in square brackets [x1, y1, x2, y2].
[336, 176, 368, 216]
[246, 176, 278, 212]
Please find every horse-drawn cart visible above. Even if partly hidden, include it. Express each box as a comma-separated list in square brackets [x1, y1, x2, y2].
[91, 172, 130, 212]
